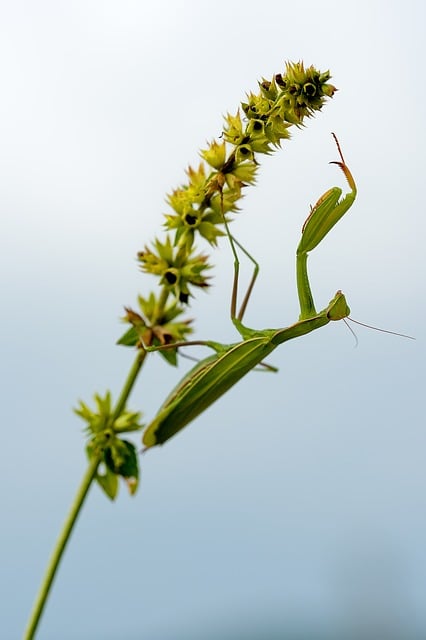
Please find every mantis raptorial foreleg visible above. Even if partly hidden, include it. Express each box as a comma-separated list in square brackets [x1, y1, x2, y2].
[296, 133, 357, 320]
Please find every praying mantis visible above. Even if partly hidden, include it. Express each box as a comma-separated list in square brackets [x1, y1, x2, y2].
[142, 134, 356, 448]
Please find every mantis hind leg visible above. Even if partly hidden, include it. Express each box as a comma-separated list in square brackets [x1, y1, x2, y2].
[227, 234, 277, 371]
[219, 193, 277, 370]
[218, 189, 260, 323]
[230, 235, 259, 322]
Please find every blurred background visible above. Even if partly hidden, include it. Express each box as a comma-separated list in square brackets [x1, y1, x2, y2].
[1, 1, 425, 638]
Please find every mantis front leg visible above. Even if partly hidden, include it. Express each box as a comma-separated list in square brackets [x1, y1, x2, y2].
[296, 133, 357, 320]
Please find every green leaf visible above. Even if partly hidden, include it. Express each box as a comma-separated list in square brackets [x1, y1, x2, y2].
[104, 439, 139, 495]
[117, 326, 139, 347]
[159, 347, 178, 366]
[96, 464, 119, 500]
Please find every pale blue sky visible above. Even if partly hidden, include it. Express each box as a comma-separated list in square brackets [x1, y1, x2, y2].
[1, 1, 425, 638]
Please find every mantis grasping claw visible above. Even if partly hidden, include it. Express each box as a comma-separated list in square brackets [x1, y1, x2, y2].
[296, 132, 357, 320]
[142, 134, 356, 448]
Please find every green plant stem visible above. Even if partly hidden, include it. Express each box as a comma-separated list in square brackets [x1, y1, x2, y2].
[23, 351, 147, 640]
[153, 287, 169, 325]
[113, 350, 147, 419]
[22, 454, 100, 640]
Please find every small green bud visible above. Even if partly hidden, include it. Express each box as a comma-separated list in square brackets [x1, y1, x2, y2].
[303, 82, 317, 97]
[222, 111, 244, 145]
[230, 161, 258, 183]
[235, 145, 254, 163]
[264, 116, 291, 144]
[163, 268, 179, 286]
[322, 83, 337, 97]
[258, 76, 278, 100]
[200, 140, 226, 169]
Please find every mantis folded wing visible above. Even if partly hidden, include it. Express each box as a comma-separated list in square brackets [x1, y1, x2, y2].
[142, 134, 357, 448]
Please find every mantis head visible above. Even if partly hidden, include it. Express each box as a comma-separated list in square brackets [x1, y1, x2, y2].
[327, 290, 350, 321]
